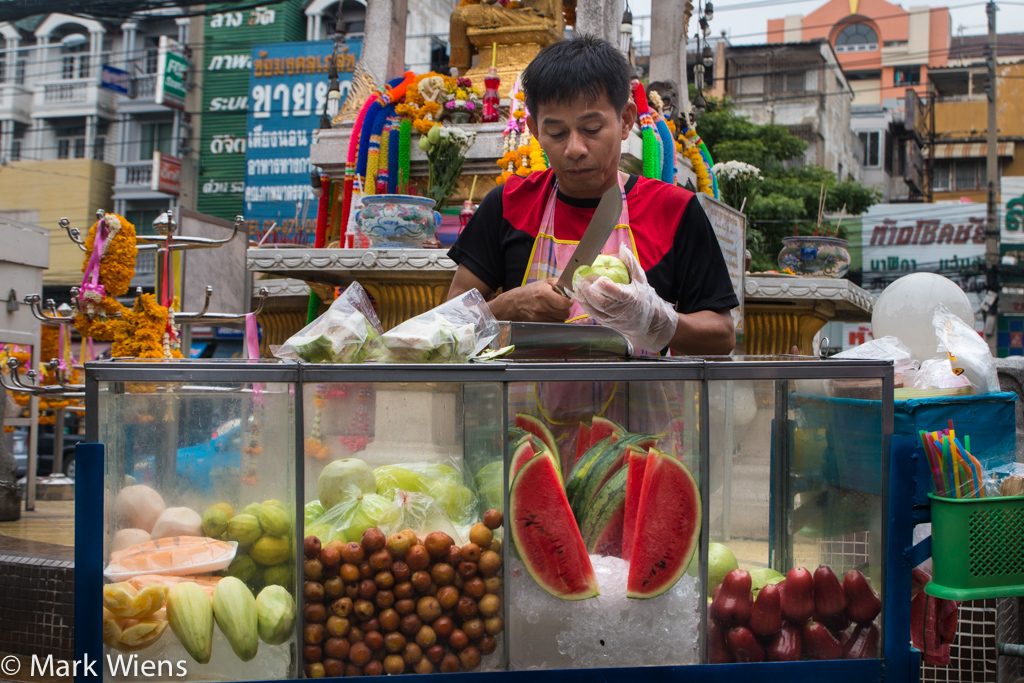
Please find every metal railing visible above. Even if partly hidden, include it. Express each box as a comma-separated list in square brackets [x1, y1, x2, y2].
[134, 74, 156, 99]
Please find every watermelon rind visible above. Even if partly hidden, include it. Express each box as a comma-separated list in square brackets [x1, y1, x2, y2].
[510, 455, 599, 601]
[621, 447, 650, 560]
[564, 437, 613, 508]
[574, 423, 592, 464]
[626, 450, 702, 599]
[514, 413, 561, 467]
[570, 434, 656, 518]
[579, 466, 627, 556]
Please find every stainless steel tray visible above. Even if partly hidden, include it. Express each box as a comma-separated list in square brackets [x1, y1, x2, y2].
[490, 322, 632, 360]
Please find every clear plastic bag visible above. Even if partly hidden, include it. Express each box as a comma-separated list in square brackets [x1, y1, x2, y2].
[913, 358, 972, 390]
[273, 281, 383, 363]
[933, 304, 1000, 394]
[370, 289, 499, 363]
[376, 490, 465, 546]
[834, 335, 919, 378]
[304, 492, 391, 545]
[373, 463, 478, 527]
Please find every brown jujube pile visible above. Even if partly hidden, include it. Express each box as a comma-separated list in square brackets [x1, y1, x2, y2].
[302, 511, 505, 677]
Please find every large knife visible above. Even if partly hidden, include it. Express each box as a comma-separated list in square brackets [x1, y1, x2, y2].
[554, 182, 623, 296]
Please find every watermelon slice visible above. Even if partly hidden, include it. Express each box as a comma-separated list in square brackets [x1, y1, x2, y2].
[509, 438, 562, 485]
[565, 437, 613, 510]
[627, 449, 701, 599]
[574, 423, 592, 464]
[514, 413, 561, 466]
[589, 416, 624, 447]
[570, 434, 657, 518]
[580, 466, 626, 558]
[509, 440, 537, 480]
[511, 454, 599, 600]
[621, 446, 650, 560]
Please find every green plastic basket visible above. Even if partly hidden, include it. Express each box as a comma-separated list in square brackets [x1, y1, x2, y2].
[926, 493, 1024, 600]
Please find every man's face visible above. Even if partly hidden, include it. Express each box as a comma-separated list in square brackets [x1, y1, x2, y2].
[527, 92, 637, 199]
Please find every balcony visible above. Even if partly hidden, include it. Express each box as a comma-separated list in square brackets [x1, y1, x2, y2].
[134, 250, 156, 288]
[32, 77, 116, 119]
[0, 83, 31, 123]
[112, 159, 167, 201]
[117, 74, 166, 114]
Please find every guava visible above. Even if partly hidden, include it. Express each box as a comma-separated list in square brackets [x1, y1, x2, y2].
[707, 542, 739, 597]
[574, 254, 631, 286]
[750, 567, 786, 597]
[317, 458, 377, 511]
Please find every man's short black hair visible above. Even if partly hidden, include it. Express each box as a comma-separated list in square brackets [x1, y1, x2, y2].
[521, 34, 632, 118]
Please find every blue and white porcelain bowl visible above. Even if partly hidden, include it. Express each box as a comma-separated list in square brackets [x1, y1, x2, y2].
[356, 194, 442, 248]
[778, 236, 851, 278]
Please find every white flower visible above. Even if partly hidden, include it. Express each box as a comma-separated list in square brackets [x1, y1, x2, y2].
[711, 160, 763, 181]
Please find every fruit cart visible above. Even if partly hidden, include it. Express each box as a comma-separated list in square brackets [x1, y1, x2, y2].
[75, 354, 911, 683]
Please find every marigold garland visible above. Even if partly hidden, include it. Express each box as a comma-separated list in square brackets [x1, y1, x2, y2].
[81, 214, 137, 298]
[111, 294, 182, 360]
[74, 297, 128, 341]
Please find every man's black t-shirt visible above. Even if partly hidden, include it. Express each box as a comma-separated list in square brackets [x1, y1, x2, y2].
[448, 169, 739, 316]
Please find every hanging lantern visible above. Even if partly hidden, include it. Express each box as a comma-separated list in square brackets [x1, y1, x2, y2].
[702, 44, 714, 68]
[620, 4, 634, 57]
[705, 1, 714, 20]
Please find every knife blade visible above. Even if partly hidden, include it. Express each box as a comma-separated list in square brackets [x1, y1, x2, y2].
[554, 183, 623, 295]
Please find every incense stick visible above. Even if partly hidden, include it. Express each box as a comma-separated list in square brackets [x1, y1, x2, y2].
[468, 175, 478, 204]
[834, 203, 846, 238]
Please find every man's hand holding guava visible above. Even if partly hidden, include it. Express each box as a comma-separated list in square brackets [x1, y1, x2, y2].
[573, 244, 678, 353]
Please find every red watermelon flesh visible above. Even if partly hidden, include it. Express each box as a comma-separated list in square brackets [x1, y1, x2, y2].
[511, 454, 599, 600]
[627, 449, 702, 599]
[621, 447, 651, 560]
[515, 413, 561, 469]
[574, 423, 592, 464]
[589, 416, 624, 448]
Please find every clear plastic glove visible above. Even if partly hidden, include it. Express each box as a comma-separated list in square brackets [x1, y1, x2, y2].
[573, 243, 678, 353]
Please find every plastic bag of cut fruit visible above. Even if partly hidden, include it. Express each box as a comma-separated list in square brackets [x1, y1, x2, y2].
[274, 281, 383, 363]
[376, 490, 465, 546]
[369, 289, 499, 363]
[373, 462, 478, 528]
[304, 492, 391, 545]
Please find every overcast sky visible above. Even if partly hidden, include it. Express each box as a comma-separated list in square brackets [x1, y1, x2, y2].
[629, 0, 1024, 45]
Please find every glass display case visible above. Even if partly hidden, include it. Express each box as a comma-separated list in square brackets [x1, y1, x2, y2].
[82, 356, 895, 682]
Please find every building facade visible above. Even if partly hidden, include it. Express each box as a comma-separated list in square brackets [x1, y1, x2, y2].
[711, 40, 861, 180]
[0, 11, 189, 288]
[929, 34, 1024, 203]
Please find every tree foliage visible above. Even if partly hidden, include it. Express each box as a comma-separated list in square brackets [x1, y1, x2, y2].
[696, 97, 880, 271]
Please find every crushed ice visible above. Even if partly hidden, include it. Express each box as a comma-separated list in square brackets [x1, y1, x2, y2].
[510, 555, 700, 669]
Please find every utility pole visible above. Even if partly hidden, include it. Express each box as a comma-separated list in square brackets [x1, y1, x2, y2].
[985, 0, 999, 343]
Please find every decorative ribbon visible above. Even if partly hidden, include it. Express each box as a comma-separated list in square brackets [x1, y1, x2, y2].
[387, 118, 400, 194]
[632, 80, 660, 180]
[398, 118, 411, 194]
[80, 215, 108, 300]
[244, 312, 260, 360]
[308, 175, 332, 322]
[655, 117, 675, 185]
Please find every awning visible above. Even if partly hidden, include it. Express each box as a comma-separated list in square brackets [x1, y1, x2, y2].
[933, 141, 1015, 159]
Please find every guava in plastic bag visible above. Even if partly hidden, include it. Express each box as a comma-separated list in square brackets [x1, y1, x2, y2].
[376, 490, 465, 546]
[274, 281, 383, 363]
[473, 461, 503, 515]
[305, 492, 390, 545]
[370, 289, 498, 363]
[304, 500, 326, 529]
[374, 463, 477, 526]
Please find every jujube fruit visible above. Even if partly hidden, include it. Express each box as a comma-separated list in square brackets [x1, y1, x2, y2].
[362, 660, 382, 676]
[392, 561, 411, 583]
[483, 509, 503, 530]
[469, 523, 493, 549]
[426, 644, 445, 663]
[400, 614, 422, 636]
[449, 629, 469, 651]
[431, 563, 455, 586]
[463, 577, 486, 599]
[440, 653, 460, 673]
[424, 532, 454, 559]
[479, 635, 498, 655]
[324, 636, 350, 659]
[363, 630, 384, 651]
[384, 654, 405, 675]
[462, 542, 482, 563]
[303, 645, 323, 663]
[478, 550, 501, 577]
[403, 642, 423, 665]
[384, 632, 406, 653]
[414, 657, 434, 674]
[322, 658, 343, 678]
[341, 542, 365, 565]
[361, 528, 386, 554]
[459, 646, 482, 671]
[462, 618, 484, 640]
[304, 536, 322, 559]
[406, 545, 430, 571]
[417, 596, 442, 622]
[415, 624, 437, 648]
[306, 662, 325, 678]
[378, 608, 400, 633]
[433, 615, 454, 638]
[375, 590, 395, 609]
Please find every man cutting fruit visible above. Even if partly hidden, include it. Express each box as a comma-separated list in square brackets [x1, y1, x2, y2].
[447, 34, 738, 356]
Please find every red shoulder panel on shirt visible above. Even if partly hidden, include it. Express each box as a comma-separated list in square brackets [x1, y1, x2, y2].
[625, 176, 695, 271]
[502, 168, 555, 238]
